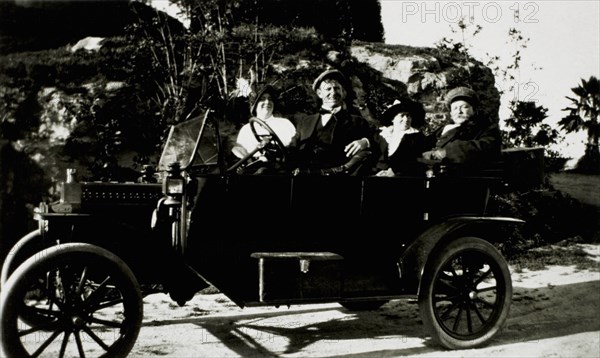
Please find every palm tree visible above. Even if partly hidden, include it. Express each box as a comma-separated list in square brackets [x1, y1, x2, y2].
[559, 76, 600, 173]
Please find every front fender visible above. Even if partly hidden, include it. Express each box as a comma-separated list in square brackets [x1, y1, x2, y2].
[398, 216, 524, 295]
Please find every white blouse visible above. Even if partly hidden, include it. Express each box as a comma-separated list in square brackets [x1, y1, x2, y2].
[380, 126, 418, 156]
[236, 115, 297, 154]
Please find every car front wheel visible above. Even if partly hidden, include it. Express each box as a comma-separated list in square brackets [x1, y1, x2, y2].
[418, 237, 512, 349]
[0, 243, 143, 358]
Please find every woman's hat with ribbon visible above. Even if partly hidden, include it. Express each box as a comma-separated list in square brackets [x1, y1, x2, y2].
[380, 98, 426, 128]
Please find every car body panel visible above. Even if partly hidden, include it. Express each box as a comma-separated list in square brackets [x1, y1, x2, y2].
[29, 111, 523, 307]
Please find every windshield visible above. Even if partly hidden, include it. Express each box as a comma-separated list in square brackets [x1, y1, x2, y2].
[158, 110, 219, 171]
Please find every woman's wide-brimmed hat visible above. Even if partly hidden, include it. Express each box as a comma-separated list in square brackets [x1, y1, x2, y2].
[380, 98, 426, 128]
[249, 85, 278, 116]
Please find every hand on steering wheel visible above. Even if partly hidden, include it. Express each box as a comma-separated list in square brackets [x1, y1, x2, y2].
[249, 117, 287, 163]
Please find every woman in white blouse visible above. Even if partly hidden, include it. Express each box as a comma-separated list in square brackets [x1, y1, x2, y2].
[234, 85, 296, 163]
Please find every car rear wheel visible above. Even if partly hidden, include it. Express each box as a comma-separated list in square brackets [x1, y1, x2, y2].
[418, 237, 512, 349]
[0, 243, 143, 358]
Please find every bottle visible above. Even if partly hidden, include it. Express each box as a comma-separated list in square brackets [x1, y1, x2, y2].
[61, 168, 82, 208]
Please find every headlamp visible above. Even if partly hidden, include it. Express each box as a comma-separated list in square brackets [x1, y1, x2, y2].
[163, 177, 184, 195]
[162, 162, 184, 196]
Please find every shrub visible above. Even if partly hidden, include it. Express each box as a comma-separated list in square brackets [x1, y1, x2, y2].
[488, 187, 597, 259]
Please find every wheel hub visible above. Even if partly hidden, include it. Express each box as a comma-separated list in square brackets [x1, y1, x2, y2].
[72, 315, 85, 328]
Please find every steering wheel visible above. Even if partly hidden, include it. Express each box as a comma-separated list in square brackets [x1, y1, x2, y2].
[249, 117, 286, 163]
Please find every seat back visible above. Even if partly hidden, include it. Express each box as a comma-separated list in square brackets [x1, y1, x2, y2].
[502, 147, 545, 190]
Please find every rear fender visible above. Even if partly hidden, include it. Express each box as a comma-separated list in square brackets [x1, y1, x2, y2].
[398, 216, 524, 295]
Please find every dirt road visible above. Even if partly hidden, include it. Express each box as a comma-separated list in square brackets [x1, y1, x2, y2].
[127, 245, 599, 357]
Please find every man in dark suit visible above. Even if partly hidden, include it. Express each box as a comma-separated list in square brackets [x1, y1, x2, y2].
[422, 86, 501, 165]
[290, 69, 376, 175]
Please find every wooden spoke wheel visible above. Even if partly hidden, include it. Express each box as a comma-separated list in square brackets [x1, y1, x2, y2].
[419, 237, 512, 349]
[0, 243, 143, 358]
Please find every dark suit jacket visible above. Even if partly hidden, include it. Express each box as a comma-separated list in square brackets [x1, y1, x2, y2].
[375, 131, 427, 174]
[290, 109, 377, 170]
[426, 119, 501, 165]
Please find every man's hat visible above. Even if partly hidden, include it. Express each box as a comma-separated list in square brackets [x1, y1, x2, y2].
[380, 98, 426, 128]
[249, 85, 277, 115]
[445, 86, 479, 107]
[312, 69, 348, 91]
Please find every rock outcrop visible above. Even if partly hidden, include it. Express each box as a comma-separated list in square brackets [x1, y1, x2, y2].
[0, 37, 502, 218]
[349, 42, 500, 130]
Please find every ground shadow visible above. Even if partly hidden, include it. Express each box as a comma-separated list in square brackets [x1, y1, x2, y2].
[138, 278, 599, 357]
[497, 280, 600, 344]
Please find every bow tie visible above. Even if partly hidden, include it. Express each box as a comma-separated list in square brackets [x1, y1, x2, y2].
[319, 107, 340, 115]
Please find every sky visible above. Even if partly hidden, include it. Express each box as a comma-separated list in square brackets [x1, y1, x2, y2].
[380, 0, 600, 162]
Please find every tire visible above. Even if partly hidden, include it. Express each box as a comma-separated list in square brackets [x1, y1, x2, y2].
[1, 231, 59, 328]
[0, 243, 143, 358]
[1, 230, 51, 287]
[2, 231, 59, 328]
[418, 237, 512, 349]
[339, 300, 389, 311]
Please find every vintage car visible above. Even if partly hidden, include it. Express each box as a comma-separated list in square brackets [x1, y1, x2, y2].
[0, 110, 526, 357]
